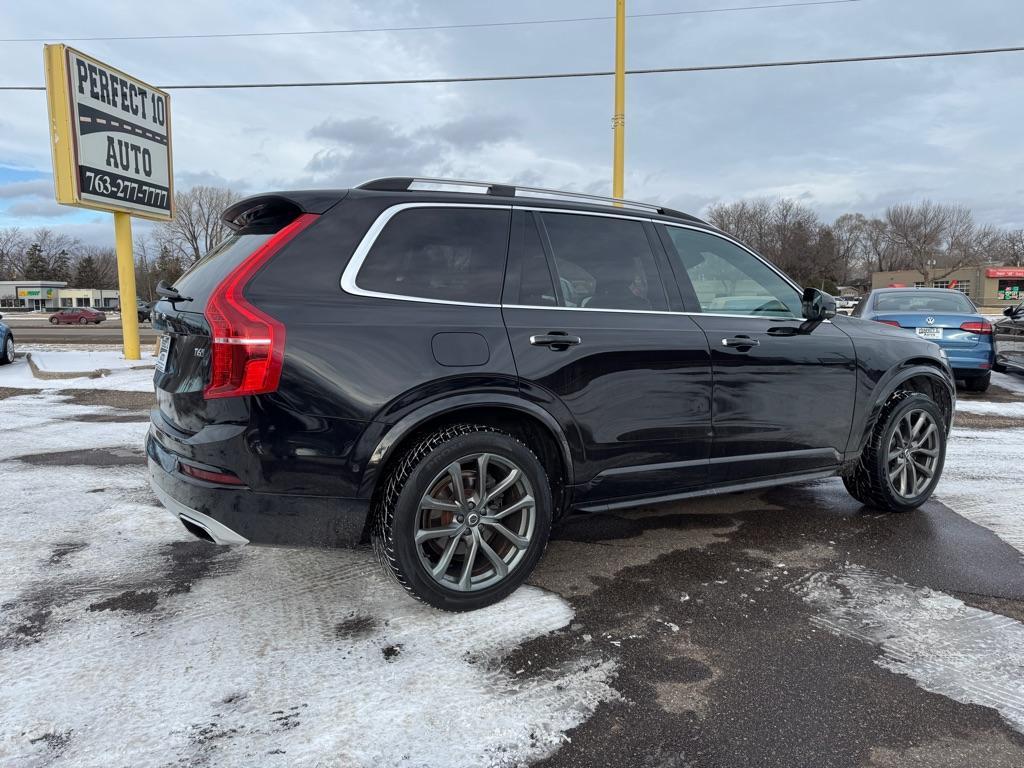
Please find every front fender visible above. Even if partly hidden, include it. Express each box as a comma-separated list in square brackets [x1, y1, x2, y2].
[849, 361, 955, 458]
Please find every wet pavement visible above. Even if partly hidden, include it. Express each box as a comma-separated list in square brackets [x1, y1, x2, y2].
[2, 374, 1023, 766]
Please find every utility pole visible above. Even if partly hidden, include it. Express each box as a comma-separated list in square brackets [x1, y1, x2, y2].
[612, 0, 626, 199]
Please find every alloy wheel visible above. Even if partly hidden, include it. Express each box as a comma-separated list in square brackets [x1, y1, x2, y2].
[886, 408, 940, 499]
[5, 337, 13, 362]
[415, 452, 536, 592]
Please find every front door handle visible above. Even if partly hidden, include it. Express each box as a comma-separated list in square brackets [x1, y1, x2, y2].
[530, 332, 582, 349]
[722, 336, 760, 349]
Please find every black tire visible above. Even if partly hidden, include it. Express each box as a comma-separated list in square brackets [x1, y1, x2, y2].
[962, 373, 991, 393]
[842, 391, 947, 512]
[49, 316, 58, 325]
[78, 317, 88, 325]
[0, 335, 13, 365]
[372, 424, 553, 612]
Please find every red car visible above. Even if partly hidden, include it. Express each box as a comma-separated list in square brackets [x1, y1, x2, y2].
[49, 307, 107, 325]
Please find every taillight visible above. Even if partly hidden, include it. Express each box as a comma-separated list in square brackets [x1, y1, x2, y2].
[204, 213, 318, 399]
[874, 319, 901, 327]
[959, 320, 992, 335]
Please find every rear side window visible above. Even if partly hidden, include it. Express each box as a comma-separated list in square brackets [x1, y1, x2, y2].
[356, 207, 511, 304]
[174, 233, 273, 307]
[537, 212, 668, 311]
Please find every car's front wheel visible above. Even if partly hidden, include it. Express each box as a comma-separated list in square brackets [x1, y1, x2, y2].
[843, 391, 947, 512]
[49, 316, 58, 325]
[372, 424, 553, 611]
[0, 336, 13, 365]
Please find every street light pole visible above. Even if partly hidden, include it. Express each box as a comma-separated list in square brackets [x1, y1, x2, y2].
[612, 0, 626, 199]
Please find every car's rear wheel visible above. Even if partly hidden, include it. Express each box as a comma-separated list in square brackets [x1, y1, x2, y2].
[78, 317, 88, 325]
[0, 336, 13, 365]
[842, 391, 946, 512]
[962, 373, 991, 393]
[372, 424, 552, 611]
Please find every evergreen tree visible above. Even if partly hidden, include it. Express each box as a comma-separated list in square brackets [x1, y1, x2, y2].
[51, 249, 72, 283]
[23, 243, 47, 280]
[74, 254, 101, 288]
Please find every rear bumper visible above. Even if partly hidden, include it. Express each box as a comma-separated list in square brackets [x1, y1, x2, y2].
[147, 435, 370, 548]
[944, 347, 993, 375]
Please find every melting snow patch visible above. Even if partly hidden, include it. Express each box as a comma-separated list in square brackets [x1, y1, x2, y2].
[937, 426, 1024, 556]
[795, 565, 1024, 733]
[0, 392, 617, 767]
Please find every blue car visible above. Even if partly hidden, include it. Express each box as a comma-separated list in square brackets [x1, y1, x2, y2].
[0, 313, 14, 366]
[853, 287, 994, 391]
[0, 315, 13, 370]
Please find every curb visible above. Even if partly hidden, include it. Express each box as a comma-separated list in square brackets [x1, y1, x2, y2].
[25, 352, 155, 381]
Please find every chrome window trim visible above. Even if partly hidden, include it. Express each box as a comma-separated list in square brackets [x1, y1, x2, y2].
[341, 201, 809, 319]
[340, 202, 512, 308]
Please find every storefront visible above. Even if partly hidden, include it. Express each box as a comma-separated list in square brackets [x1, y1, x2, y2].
[988, 268, 1024, 303]
[0, 281, 66, 310]
[871, 266, 1024, 308]
[0, 282, 119, 310]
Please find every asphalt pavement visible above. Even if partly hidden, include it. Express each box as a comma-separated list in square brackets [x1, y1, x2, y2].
[3, 372, 1024, 766]
[2, 315, 159, 345]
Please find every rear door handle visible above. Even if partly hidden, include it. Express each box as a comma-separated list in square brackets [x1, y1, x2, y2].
[721, 336, 760, 349]
[530, 332, 582, 349]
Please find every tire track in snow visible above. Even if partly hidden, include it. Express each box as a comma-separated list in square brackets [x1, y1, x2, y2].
[795, 565, 1024, 734]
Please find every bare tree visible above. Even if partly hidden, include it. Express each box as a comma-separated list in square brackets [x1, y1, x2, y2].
[831, 213, 868, 284]
[0, 226, 27, 280]
[156, 186, 241, 263]
[998, 229, 1024, 267]
[883, 201, 987, 284]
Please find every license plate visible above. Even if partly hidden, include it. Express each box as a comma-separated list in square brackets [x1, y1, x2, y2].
[915, 327, 942, 340]
[155, 335, 172, 372]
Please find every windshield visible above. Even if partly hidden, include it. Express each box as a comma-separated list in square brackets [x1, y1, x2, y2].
[874, 291, 975, 314]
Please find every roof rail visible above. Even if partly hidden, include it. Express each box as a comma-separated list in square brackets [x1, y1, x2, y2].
[356, 177, 688, 217]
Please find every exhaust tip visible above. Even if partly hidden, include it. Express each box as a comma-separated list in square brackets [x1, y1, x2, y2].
[179, 516, 215, 543]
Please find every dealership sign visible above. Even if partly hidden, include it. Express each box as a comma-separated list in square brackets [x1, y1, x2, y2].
[987, 268, 1024, 279]
[44, 45, 174, 220]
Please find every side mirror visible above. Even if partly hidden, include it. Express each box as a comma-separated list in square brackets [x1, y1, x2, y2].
[801, 288, 837, 322]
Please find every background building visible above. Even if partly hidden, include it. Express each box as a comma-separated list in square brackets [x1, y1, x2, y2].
[0, 281, 119, 310]
[871, 266, 1024, 308]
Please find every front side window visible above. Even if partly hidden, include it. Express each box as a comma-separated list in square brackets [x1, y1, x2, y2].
[537, 212, 668, 311]
[664, 227, 801, 317]
[356, 207, 510, 304]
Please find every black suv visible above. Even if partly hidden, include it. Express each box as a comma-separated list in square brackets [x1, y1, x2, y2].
[148, 177, 955, 611]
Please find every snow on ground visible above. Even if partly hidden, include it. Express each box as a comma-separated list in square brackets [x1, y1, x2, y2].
[993, 370, 1024, 396]
[796, 565, 1024, 734]
[0, 352, 155, 392]
[0, 390, 617, 768]
[936, 426, 1024, 557]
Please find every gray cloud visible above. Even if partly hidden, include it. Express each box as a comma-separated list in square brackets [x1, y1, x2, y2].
[0, 179, 53, 199]
[2, 0, 1024, 230]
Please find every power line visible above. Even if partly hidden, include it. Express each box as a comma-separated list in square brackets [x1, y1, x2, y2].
[3, 45, 1022, 92]
[0, 1, 861, 43]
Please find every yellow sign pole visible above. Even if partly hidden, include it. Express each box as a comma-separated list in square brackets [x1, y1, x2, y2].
[113, 212, 141, 360]
[612, 0, 626, 199]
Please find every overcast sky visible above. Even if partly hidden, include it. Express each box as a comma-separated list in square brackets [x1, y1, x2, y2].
[2, 0, 1023, 246]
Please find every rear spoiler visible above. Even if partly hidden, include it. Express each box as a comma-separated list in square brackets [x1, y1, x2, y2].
[221, 190, 349, 232]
